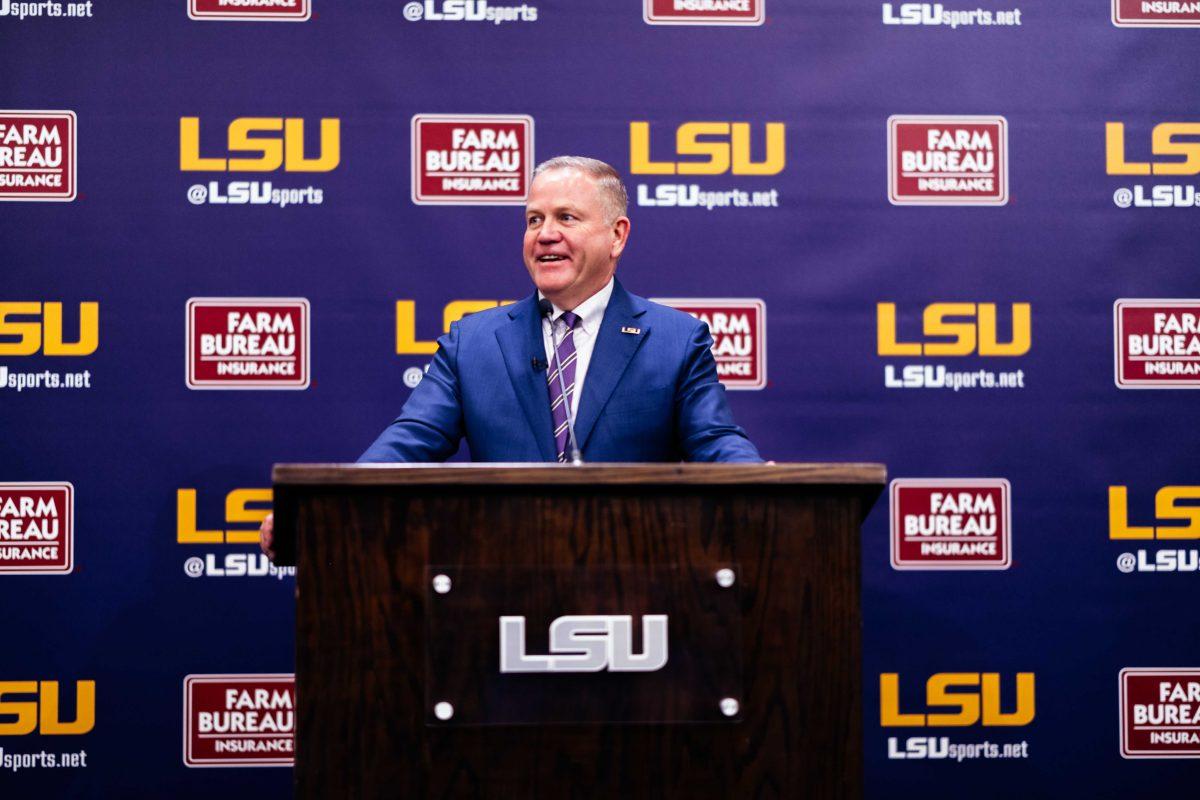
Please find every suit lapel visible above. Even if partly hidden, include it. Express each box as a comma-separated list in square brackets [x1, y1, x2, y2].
[574, 280, 650, 452]
[495, 294, 557, 461]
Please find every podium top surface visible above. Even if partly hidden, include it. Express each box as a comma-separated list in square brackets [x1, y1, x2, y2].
[272, 462, 886, 486]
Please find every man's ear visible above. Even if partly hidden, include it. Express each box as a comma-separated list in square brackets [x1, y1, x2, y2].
[610, 216, 631, 260]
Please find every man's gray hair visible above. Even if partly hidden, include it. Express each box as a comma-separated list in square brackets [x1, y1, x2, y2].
[532, 156, 629, 222]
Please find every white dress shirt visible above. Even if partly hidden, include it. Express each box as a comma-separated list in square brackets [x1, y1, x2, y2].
[539, 277, 614, 419]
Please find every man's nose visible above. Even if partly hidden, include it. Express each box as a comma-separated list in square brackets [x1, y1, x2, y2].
[537, 219, 563, 242]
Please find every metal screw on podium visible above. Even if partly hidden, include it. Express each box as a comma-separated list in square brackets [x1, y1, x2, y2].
[434, 702, 454, 721]
[719, 698, 739, 717]
[715, 568, 735, 588]
[432, 574, 452, 594]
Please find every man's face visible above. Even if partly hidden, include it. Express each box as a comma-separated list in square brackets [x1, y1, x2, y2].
[523, 168, 629, 310]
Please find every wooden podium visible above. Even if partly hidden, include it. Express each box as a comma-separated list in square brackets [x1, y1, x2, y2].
[272, 463, 884, 799]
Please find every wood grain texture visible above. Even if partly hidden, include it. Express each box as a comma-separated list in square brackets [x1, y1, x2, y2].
[273, 462, 887, 486]
[280, 469, 882, 800]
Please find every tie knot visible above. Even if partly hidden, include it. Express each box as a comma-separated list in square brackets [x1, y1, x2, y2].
[559, 311, 581, 331]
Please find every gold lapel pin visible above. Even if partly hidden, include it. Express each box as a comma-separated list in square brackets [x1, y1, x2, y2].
[621, 326, 641, 335]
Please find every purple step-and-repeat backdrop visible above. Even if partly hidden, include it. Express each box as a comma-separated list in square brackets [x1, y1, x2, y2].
[3, 0, 1199, 796]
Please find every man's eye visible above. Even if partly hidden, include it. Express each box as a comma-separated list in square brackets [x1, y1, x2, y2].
[561, 214, 575, 221]
[527, 217, 541, 226]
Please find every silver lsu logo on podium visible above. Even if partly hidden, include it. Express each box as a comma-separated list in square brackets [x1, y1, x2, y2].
[499, 615, 669, 673]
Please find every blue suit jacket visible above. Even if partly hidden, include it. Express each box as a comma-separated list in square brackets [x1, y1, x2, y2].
[359, 280, 761, 463]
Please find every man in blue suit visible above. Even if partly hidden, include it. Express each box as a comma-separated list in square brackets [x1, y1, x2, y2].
[358, 156, 760, 464]
[262, 157, 758, 555]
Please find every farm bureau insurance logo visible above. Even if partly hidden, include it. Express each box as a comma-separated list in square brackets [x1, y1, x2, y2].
[411, 114, 532, 205]
[888, 115, 1007, 205]
[1107, 122, 1200, 208]
[1120, 668, 1200, 757]
[877, 302, 1030, 390]
[890, 479, 1010, 570]
[644, 0, 763, 25]
[188, 0, 310, 21]
[0, 483, 73, 575]
[402, 0, 537, 23]
[652, 299, 766, 389]
[1114, 299, 1200, 388]
[180, 116, 336, 207]
[183, 674, 294, 767]
[0, 111, 75, 201]
[186, 298, 309, 390]
[630, 121, 784, 210]
[882, 3, 1022, 27]
[1113, 0, 1200, 26]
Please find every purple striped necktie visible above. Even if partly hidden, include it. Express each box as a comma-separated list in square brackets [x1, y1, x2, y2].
[547, 310, 580, 462]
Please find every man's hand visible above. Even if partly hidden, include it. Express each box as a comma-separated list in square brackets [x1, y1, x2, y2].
[260, 512, 275, 561]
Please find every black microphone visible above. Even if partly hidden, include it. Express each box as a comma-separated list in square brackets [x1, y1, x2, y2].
[533, 300, 553, 371]
[534, 298, 553, 370]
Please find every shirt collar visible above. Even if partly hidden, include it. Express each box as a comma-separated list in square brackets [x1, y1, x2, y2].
[539, 277, 614, 337]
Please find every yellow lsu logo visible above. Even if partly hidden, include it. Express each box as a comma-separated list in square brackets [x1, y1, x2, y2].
[180, 117, 340, 173]
[877, 303, 1031, 357]
[1106, 122, 1200, 176]
[176, 488, 272, 545]
[0, 302, 98, 357]
[630, 122, 785, 176]
[396, 300, 516, 355]
[1109, 486, 1200, 540]
[880, 673, 1035, 727]
[0, 681, 95, 736]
